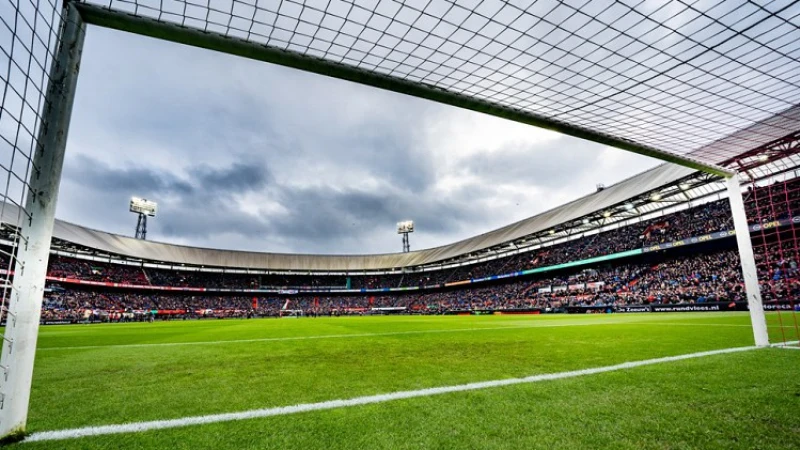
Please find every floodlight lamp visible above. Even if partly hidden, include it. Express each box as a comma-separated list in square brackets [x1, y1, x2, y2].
[548, 229, 555, 235]
[624, 203, 635, 210]
[679, 183, 690, 190]
[582, 218, 590, 225]
[603, 211, 612, 218]
[650, 193, 662, 201]
[397, 220, 414, 234]
[758, 154, 769, 161]
[129, 197, 158, 217]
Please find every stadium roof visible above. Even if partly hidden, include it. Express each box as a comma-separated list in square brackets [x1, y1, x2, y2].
[73, 0, 800, 176]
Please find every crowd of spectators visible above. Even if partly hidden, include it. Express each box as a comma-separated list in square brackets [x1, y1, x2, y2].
[746, 177, 800, 223]
[48, 257, 150, 284]
[36, 243, 800, 322]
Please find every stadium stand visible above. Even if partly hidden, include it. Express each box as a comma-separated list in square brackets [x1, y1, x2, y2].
[38, 239, 800, 323]
[3, 176, 797, 324]
[40, 243, 800, 322]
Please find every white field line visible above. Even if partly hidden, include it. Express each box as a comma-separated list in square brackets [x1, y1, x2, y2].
[771, 340, 800, 348]
[640, 322, 751, 327]
[37, 320, 750, 351]
[24, 345, 758, 443]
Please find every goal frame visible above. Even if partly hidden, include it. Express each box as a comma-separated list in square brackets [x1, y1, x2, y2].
[0, 0, 771, 439]
[0, 3, 86, 439]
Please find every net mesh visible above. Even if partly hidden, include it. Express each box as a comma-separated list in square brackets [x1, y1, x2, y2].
[0, 0, 61, 322]
[747, 165, 800, 346]
[79, 0, 800, 164]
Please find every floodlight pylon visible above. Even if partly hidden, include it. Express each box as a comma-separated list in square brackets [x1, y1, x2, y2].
[135, 213, 147, 240]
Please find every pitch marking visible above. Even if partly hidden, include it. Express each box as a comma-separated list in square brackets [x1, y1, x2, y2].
[25, 345, 758, 442]
[772, 340, 800, 349]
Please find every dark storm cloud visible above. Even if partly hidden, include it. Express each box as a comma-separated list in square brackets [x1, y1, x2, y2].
[269, 186, 476, 244]
[66, 155, 193, 195]
[62, 155, 273, 239]
[189, 163, 271, 193]
[66, 155, 271, 197]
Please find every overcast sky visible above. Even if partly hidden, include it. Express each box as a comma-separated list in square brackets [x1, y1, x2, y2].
[58, 25, 661, 255]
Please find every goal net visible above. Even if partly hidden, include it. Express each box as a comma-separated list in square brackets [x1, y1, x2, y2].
[0, 0, 798, 440]
[747, 167, 800, 347]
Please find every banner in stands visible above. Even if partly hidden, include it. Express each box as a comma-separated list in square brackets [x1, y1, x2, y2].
[47, 277, 208, 292]
[586, 281, 605, 290]
[521, 249, 642, 275]
[641, 231, 736, 253]
[617, 305, 651, 313]
[641, 216, 800, 253]
[443, 308, 543, 315]
[472, 272, 523, 283]
[567, 301, 798, 314]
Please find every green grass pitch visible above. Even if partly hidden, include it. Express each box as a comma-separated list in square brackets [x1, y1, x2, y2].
[10, 312, 800, 449]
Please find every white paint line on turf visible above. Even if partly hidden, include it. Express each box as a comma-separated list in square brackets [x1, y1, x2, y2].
[771, 340, 800, 349]
[636, 322, 752, 327]
[24, 345, 758, 443]
[37, 320, 752, 351]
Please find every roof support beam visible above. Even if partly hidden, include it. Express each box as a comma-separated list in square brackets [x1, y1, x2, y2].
[74, 2, 733, 177]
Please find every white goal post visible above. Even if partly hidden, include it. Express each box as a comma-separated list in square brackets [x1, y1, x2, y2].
[726, 173, 769, 348]
[0, 3, 86, 439]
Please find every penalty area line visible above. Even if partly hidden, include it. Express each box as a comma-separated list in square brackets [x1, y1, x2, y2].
[25, 345, 757, 443]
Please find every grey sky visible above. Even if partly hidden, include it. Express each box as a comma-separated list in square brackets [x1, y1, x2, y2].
[58, 25, 660, 255]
